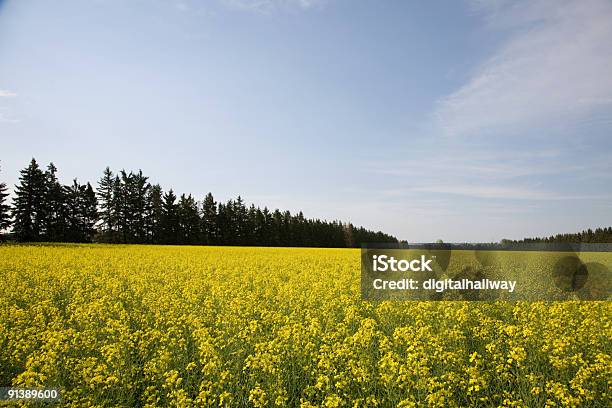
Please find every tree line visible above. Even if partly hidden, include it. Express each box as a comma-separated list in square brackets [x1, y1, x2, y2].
[506, 227, 612, 244]
[0, 159, 398, 247]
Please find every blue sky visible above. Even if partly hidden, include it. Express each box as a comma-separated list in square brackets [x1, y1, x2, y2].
[1, 0, 611, 242]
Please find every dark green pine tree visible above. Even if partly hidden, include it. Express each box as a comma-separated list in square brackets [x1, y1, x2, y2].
[97, 167, 116, 239]
[272, 209, 283, 246]
[64, 180, 81, 242]
[118, 170, 135, 242]
[201, 192, 218, 245]
[233, 196, 248, 245]
[63, 180, 83, 242]
[63, 180, 98, 242]
[145, 184, 164, 243]
[177, 194, 200, 244]
[246, 204, 257, 245]
[161, 189, 178, 244]
[131, 170, 150, 243]
[343, 223, 355, 247]
[80, 182, 98, 241]
[260, 207, 272, 246]
[293, 211, 306, 246]
[252, 207, 265, 245]
[216, 202, 228, 245]
[282, 210, 292, 246]
[12, 159, 47, 242]
[111, 175, 123, 242]
[43, 163, 67, 241]
[0, 166, 11, 235]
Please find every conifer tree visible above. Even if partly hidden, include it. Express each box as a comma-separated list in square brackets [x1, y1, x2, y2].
[131, 170, 150, 243]
[97, 167, 116, 237]
[221, 200, 237, 245]
[233, 196, 248, 244]
[282, 210, 292, 246]
[0, 166, 11, 235]
[294, 211, 306, 246]
[216, 202, 228, 245]
[63, 180, 80, 242]
[43, 163, 67, 241]
[146, 184, 164, 243]
[260, 207, 272, 246]
[81, 182, 98, 241]
[63, 180, 97, 242]
[161, 189, 178, 244]
[12, 159, 47, 241]
[246, 204, 257, 245]
[272, 209, 283, 246]
[118, 170, 134, 242]
[111, 175, 123, 242]
[344, 223, 355, 248]
[177, 194, 200, 244]
[201, 192, 217, 245]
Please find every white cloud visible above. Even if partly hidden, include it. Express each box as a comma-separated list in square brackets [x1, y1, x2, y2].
[436, 0, 612, 137]
[367, 148, 583, 180]
[175, 2, 189, 12]
[409, 184, 606, 201]
[368, 0, 612, 222]
[0, 113, 20, 123]
[220, 0, 325, 14]
[0, 90, 17, 98]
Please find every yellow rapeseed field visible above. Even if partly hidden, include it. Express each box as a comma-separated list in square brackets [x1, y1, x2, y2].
[0, 244, 610, 407]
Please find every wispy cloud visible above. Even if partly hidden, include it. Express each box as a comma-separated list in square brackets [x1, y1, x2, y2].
[436, 0, 612, 137]
[0, 112, 20, 123]
[367, 144, 612, 203]
[175, 2, 189, 12]
[370, 0, 612, 212]
[409, 184, 607, 201]
[220, 0, 326, 14]
[367, 149, 582, 180]
[0, 90, 17, 98]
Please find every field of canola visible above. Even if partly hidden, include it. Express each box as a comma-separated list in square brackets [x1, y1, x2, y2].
[0, 244, 610, 407]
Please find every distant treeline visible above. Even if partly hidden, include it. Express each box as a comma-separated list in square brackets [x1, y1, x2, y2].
[504, 227, 612, 244]
[0, 159, 397, 247]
